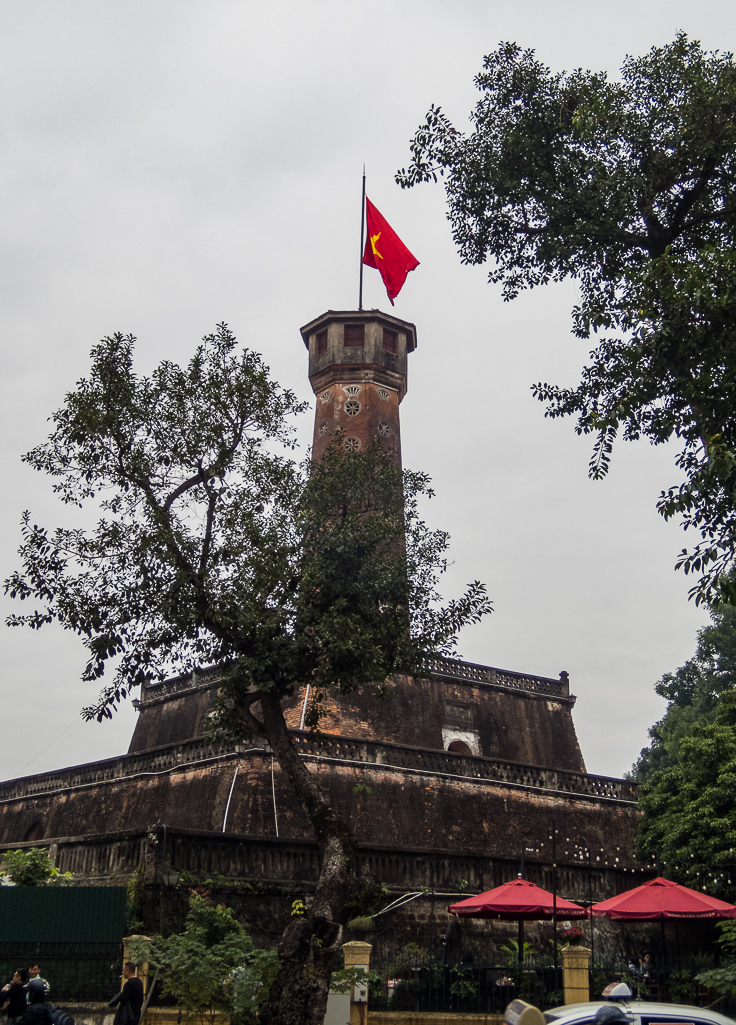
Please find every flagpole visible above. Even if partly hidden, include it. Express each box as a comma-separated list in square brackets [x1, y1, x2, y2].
[358, 166, 366, 310]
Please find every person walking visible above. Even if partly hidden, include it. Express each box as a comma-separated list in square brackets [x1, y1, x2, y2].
[0, 970, 29, 1023]
[107, 964, 143, 1025]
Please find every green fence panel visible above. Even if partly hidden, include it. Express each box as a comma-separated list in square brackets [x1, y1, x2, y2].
[0, 888, 127, 942]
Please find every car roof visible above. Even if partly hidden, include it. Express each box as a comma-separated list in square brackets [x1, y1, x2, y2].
[544, 1002, 734, 1025]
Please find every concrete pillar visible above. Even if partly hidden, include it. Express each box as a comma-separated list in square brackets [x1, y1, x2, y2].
[341, 941, 372, 1025]
[562, 945, 591, 1005]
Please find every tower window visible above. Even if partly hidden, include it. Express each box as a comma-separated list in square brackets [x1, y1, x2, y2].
[318, 421, 328, 437]
[345, 399, 361, 417]
[378, 421, 391, 437]
[444, 702, 473, 725]
[343, 437, 361, 452]
[377, 388, 390, 402]
[320, 390, 331, 404]
[344, 324, 364, 347]
[344, 385, 361, 396]
[383, 328, 397, 353]
[316, 330, 327, 354]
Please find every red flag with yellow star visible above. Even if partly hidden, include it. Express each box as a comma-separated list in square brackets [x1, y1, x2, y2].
[362, 197, 419, 305]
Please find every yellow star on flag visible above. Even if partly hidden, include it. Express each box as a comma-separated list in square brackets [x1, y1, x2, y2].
[370, 232, 383, 260]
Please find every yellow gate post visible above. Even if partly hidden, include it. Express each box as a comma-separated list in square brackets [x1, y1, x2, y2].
[341, 940, 372, 1025]
[562, 945, 591, 1005]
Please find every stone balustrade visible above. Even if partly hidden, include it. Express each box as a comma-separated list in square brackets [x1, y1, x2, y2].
[0, 732, 636, 806]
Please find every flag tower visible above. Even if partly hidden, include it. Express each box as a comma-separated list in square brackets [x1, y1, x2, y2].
[300, 309, 417, 466]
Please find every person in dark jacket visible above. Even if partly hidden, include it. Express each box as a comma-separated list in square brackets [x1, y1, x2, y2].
[15, 980, 50, 1025]
[0, 970, 30, 1023]
[108, 964, 143, 1025]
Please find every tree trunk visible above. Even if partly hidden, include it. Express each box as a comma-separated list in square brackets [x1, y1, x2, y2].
[256, 690, 359, 1025]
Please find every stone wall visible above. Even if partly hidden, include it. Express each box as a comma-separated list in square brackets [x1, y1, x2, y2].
[128, 657, 585, 772]
[0, 824, 653, 957]
[0, 733, 633, 855]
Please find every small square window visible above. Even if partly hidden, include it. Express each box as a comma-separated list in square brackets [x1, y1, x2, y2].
[383, 328, 397, 353]
[444, 702, 474, 725]
[316, 330, 327, 354]
[344, 324, 364, 347]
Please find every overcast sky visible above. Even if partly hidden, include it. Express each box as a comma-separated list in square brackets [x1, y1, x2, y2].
[1, 0, 733, 783]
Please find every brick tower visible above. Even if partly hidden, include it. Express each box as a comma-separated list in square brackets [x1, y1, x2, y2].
[300, 309, 417, 464]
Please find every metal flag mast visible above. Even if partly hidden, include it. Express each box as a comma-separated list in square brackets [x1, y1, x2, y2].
[359, 166, 366, 310]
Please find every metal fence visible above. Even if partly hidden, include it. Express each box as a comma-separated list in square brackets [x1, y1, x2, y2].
[591, 956, 735, 1015]
[369, 951, 735, 1015]
[0, 942, 124, 1003]
[369, 954, 564, 1014]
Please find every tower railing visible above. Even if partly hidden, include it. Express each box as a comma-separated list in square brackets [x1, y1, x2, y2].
[422, 656, 569, 697]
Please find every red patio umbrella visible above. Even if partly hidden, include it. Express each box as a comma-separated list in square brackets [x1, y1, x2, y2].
[449, 876, 587, 965]
[590, 877, 736, 993]
[590, 876, 736, 920]
[449, 876, 588, 920]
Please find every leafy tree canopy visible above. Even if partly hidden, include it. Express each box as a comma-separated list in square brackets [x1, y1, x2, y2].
[636, 690, 736, 900]
[398, 34, 736, 604]
[696, 919, 736, 998]
[0, 849, 73, 887]
[130, 892, 278, 1025]
[632, 601, 736, 781]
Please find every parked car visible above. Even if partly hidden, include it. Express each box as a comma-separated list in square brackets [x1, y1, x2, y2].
[544, 1002, 735, 1025]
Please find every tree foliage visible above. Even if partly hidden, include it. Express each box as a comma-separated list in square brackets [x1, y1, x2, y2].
[131, 893, 278, 1025]
[1, 849, 73, 887]
[636, 690, 736, 900]
[6, 326, 487, 722]
[696, 919, 736, 997]
[398, 34, 736, 603]
[5, 324, 491, 1025]
[631, 601, 736, 781]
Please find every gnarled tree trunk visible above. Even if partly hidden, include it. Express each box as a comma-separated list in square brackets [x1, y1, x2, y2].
[256, 690, 360, 1025]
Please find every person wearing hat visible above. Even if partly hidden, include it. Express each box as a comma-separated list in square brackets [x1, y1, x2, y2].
[108, 964, 143, 1025]
[27, 969, 48, 1001]
[594, 1007, 634, 1025]
[14, 979, 51, 1025]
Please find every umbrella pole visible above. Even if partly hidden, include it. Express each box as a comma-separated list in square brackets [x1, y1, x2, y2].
[588, 846, 595, 999]
[518, 846, 525, 967]
[552, 820, 558, 973]
[661, 917, 668, 1000]
[675, 919, 681, 971]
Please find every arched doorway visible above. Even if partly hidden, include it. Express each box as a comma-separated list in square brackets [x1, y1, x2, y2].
[23, 822, 45, 842]
[447, 740, 473, 756]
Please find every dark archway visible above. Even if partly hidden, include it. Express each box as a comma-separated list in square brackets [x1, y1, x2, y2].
[447, 740, 472, 756]
[23, 822, 45, 842]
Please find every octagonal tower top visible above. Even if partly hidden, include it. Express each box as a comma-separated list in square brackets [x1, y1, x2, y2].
[300, 309, 417, 466]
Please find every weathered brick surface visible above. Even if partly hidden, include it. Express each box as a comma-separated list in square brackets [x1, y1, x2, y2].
[130, 663, 584, 773]
[0, 741, 640, 885]
[301, 309, 416, 465]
